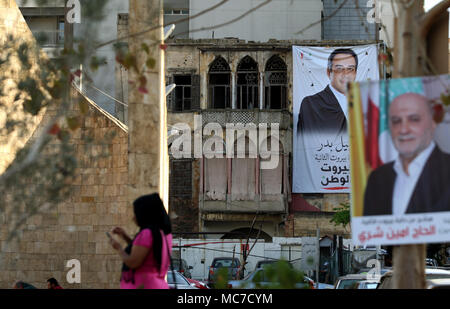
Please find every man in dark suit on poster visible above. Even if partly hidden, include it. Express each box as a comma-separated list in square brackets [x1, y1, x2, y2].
[297, 48, 358, 136]
[363, 93, 450, 216]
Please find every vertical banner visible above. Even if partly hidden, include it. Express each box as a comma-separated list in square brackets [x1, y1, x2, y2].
[293, 45, 379, 193]
[350, 74, 450, 246]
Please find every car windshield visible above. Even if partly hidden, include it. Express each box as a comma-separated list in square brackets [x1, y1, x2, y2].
[167, 272, 189, 285]
[364, 283, 378, 289]
[213, 259, 239, 268]
[336, 279, 362, 289]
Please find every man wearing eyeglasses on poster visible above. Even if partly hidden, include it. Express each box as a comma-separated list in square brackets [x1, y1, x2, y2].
[297, 48, 358, 137]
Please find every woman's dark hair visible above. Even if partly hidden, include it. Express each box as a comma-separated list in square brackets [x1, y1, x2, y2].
[133, 193, 172, 269]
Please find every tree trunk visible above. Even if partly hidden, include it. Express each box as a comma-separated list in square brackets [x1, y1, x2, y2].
[392, 0, 426, 289]
[128, 0, 169, 209]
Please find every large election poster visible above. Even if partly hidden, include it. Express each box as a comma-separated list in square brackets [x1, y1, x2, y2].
[349, 74, 450, 246]
[293, 45, 379, 193]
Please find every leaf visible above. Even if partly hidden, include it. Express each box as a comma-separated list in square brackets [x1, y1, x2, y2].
[78, 100, 90, 115]
[139, 75, 147, 86]
[138, 86, 148, 94]
[441, 93, 450, 106]
[433, 104, 445, 123]
[66, 116, 81, 131]
[146, 57, 156, 69]
[124, 53, 138, 72]
[57, 129, 70, 142]
[48, 123, 60, 135]
[141, 43, 150, 54]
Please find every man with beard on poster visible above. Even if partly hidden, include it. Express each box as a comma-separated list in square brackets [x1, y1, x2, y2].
[363, 93, 450, 216]
[297, 48, 358, 137]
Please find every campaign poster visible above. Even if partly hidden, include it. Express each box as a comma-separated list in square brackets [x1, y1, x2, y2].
[349, 74, 450, 246]
[293, 45, 380, 193]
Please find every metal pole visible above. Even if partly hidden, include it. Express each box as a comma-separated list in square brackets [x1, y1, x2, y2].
[316, 226, 320, 288]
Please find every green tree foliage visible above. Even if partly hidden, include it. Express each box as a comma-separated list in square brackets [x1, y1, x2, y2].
[330, 202, 350, 229]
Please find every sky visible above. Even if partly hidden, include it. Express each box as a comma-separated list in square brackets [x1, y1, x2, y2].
[424, 0, 445, 11]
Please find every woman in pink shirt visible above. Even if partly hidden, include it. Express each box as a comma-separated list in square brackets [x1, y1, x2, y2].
[109, 193, 173, 289]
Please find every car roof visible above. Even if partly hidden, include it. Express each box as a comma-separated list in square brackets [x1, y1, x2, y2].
[381, 268, 450, 278]
[337, 274, 369, 280]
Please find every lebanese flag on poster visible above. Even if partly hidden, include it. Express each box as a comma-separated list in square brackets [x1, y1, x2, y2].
[348, 81, 397, 217]
[366, 81, 397, 169]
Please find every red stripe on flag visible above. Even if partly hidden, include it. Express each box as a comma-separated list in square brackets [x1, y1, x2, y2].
[365, 98, 383, 169]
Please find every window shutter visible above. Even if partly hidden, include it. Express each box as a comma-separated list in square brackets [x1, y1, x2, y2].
[191, 74, 201, 111]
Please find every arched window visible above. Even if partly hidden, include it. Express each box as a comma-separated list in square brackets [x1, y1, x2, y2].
[208, 57, 231, 109]
[237, 56, 259, 109]
[265, 55, 287, 109]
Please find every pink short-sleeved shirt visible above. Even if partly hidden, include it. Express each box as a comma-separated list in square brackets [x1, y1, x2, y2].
[120, 229, 173, 289]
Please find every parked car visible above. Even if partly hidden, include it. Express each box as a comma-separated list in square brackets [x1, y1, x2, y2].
[208, 257, 241, 288]
[377, 268, 450, 289]
[356, 280, 379, 289]
[357, 267, 392, 278]
[167, 271, 198, 289]
[334, 274, 374, 289]
[228, 267, 313, 289]
[254, 259, 292, 270]
[426, 258, 438, 268]
[187, 278, 209, 289]
[427, 278, 450, 289]
[172, 258, 193, 279]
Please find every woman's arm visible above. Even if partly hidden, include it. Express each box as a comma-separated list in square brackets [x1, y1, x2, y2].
[112, 227, 133, 245]
[118, 245, 150, 270]
[110, 238, 150, 270]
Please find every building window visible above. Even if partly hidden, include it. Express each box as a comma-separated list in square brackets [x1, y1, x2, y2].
[208, 57, 231, 109]
[237, 56, 259, 109]
[24, 15, 65, 47]
[265, 55, 287, 109]
[164, 9, 189, 15]
[204, 158, 227, 201]
[231, 136, 256, 201]
[260, 138, 284, 200]
[167, 74, 200, 112]
[173, 75, 191, 111]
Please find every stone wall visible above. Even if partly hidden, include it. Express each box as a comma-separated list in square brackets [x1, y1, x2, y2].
[0, 89, 132, 289]
[284, 212, 350, 238]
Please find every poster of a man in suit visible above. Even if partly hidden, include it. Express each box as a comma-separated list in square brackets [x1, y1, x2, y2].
[292, 45, 379, 193]
[350, 74, 450, 246]
[363, 93, 450, 216]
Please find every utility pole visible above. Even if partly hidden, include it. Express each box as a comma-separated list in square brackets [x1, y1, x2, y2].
[127, 0, 169, 210]
[392, 0, 450, 289]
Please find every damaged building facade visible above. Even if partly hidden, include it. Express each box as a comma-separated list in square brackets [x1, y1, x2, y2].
[111, 0, 395, 240]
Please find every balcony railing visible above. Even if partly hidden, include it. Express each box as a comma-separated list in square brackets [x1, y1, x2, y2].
[201, 109, 291, 130]
[32, 30, 64, 47]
